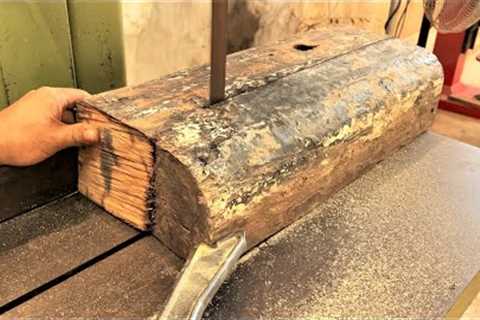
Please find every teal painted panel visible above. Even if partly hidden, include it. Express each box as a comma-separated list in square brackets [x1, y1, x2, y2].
[67, 0, 126, 94]
[0, 1, 76, 107]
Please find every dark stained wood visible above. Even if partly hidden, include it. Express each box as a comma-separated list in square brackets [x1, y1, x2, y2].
[0, 193, 138, 307]
[77, 27, 387, 236]
[77, 28, 443, 258]
[5, 237, 183, 318]
[0, 149, 77, 223]
[79, 27, 387, 134]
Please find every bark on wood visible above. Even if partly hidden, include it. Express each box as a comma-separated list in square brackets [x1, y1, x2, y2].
[77, 27, 443, 258]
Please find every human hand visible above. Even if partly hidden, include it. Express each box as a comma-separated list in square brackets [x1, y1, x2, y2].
[0, 87, 100, 166]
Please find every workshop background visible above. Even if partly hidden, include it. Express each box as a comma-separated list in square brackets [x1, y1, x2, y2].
[0, 1, 479, 317]
[0, 1, 478, 89]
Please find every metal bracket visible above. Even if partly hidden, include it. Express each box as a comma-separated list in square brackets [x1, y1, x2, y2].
[153, 232, 247, 320]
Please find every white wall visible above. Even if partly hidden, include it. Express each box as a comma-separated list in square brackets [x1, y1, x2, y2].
[122, 1, 211, 85]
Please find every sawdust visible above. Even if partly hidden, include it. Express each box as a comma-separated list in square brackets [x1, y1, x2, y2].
[204, 134, 480, 319]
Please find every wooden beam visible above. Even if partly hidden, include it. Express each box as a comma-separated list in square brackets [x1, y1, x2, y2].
[76, 28, 443, 258]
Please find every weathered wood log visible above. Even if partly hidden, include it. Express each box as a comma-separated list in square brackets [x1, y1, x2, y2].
[77, 27, 443, 258]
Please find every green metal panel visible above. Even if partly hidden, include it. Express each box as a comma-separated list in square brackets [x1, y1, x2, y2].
[0, 1, 76, 108]
[67, 0, 126, 94]
[0, 63, 8, 108]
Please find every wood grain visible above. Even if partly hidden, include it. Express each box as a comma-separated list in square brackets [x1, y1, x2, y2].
[431, 109, 480, 147]
[77, 28, 443, 258]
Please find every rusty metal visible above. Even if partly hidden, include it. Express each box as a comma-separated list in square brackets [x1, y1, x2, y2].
[209, 0, 228, 105]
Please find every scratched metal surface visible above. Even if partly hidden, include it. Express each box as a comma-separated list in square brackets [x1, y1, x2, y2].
[204, 133, 480, 319]
[5, 237, 183, 318]
[4, 133, 480, 318]
[0, 149, 77, 223]
[0, 193, 138, 308]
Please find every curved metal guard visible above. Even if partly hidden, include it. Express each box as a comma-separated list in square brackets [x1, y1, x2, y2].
[152, 232, 247, 320]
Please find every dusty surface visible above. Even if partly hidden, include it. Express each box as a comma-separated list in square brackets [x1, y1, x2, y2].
[204, 133, 480, 319]
[0, 193, 137, 307]
[5, 237, 182, 318]
[4, 134, 480, 318]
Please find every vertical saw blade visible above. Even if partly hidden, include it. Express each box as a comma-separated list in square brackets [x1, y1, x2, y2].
[209, 0, 228, 105]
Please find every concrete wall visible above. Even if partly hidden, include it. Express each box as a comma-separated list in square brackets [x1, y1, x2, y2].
[121, 0, 424, 85]
[122, 2, 211, 85]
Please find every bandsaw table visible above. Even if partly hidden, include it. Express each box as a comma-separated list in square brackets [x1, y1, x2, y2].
[1, 132, 480, 318]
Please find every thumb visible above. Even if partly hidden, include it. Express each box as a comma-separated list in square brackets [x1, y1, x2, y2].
[54, 123, 100, 149]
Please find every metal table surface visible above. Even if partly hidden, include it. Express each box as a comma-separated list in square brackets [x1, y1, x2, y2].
[205, 133, 480, 319]
[2, 133, 480, 318]
[4, 237, 182, 317]
[0, 193, 139, 310]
